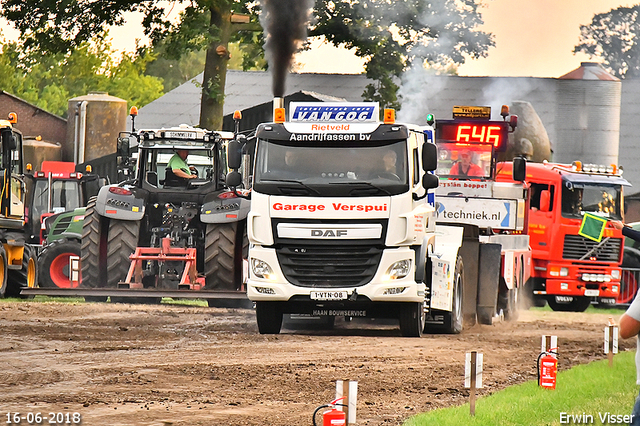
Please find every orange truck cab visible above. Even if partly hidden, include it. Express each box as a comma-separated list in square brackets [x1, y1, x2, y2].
[497, 161, 628, 311]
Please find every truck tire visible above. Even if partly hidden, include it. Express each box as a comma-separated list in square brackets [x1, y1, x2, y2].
[499, 276, 519, 322]
[443, 256, 464, 333]
[81, 197, 107, 290]
[427, 256, 464, 334]
[0, 246, 7, 298]
[39, 239, 81, 289]
[399, 302, 426, 337]
[6, 245, 38, 299]
[548, 296, 591, 312]
[255, 302, 283, 334]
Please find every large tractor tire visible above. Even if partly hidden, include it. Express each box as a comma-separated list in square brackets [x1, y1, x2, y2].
[106, 219, 140, 288]
[39, 239, 81, 289]
[0, 245, 10, 298]
[106, 219, 151, 304]
[81, 197, 107, 289]
[6, 244, 38, 298]
[204, 221, 251, 308]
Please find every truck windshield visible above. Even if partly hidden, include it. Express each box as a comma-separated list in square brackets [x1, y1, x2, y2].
[253, 139, 408, 197]
[435, 142, 492, 179]
[561, 182, 622, 219]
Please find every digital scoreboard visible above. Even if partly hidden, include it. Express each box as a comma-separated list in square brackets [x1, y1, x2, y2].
[436, 121, 509, 151]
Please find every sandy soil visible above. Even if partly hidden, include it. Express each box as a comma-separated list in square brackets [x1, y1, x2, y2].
[0, 301, 632, 426]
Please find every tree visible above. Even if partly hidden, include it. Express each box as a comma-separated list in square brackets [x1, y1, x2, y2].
[2, 0, 493, 125]
[310, 0, 494, 109]
[0, 36, 163, 118]
[574, 5, 640, 79]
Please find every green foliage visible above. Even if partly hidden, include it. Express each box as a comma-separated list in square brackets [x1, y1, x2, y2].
[574, 6, 640, 79]
[310, 0, 494, 109]
[405, 351, 638, 426]
[1, 0, 494, 119]
[0, 35, 163, 117]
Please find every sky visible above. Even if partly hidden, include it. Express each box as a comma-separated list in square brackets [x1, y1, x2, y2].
[1, 0, 638, 78]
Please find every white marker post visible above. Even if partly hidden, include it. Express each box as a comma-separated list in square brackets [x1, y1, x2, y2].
[464, 351, 483, 416]
[604, 325, 619, 367]
[541, 335, 558, 357]
[335, 380, 358, 425]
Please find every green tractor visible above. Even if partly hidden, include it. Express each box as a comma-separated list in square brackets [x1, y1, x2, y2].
[37, 207, 85, 288]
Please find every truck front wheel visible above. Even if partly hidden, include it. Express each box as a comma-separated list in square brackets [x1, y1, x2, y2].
[255, 302, 283, 334]
[399, 302, 426, 337]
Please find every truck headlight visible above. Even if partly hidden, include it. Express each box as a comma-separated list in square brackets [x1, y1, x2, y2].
[560, 267, 569, 277]
[611, 269, 621, 279]
[251, 258, 273, 279]
[385, 260, 411, 280]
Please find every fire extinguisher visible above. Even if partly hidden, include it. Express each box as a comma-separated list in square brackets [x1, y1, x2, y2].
[312, 397, 346, 426]
[537, 348, 558, 390]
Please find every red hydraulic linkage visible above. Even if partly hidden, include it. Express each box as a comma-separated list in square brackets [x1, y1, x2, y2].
[119, 237, 205, 290]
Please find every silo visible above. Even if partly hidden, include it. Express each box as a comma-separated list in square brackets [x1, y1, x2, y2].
[23, 138, 62, 169]
[65, 92, 128, 163]
[556, 62, 620, 165]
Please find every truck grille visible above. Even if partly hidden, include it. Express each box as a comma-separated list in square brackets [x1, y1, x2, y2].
[562, 235, 622, 262]
[276, 245, 382, 287]
[50, 215, 73, 237]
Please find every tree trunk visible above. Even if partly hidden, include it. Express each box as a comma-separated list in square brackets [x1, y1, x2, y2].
[200, 3, 233, 131]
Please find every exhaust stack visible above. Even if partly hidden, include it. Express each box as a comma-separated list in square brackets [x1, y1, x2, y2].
[273, 97, 285, 122]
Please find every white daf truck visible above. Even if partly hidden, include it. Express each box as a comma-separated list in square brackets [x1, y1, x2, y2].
[227, 101, 501, 336]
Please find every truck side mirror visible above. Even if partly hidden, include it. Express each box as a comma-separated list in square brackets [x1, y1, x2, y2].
[422, 173, 439, 190]
[226, 171, 242, 188]
[228, 140, 242, 170]
[422, 143, 437, 172]
[512, 157, 526, 182]
[539, 189, 551, 212]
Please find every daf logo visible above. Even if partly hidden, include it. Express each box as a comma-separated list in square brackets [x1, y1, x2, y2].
[311, 229, 348, 237]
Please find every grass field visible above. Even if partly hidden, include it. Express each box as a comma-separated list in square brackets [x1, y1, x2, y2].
[405, 351, 638, 426]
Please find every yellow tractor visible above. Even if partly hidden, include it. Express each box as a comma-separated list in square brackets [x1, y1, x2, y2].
[0, 113, 38, 297]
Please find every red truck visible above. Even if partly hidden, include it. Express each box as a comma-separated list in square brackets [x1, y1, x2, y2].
[497, 161, 628, 311]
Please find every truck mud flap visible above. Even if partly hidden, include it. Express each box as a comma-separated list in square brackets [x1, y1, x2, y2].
[459, 225, 480, 325]
[477, 243, 502, 324]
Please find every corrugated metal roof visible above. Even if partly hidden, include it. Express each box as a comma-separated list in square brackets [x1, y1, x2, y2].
[136, 70, 368, 129]
[559, 62, 619, 81]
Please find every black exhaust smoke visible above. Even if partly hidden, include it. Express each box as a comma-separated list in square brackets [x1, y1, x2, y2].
[260, 0, 313, 97]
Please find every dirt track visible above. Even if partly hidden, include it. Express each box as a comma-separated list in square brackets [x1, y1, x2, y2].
[0, 301, 632, 426]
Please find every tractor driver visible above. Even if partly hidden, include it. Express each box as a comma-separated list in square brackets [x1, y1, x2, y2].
[168, 149, 197, 180]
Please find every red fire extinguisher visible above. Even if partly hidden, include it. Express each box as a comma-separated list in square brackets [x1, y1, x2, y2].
[313, 397, 346, 426]
[537, 348, 558, 390]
